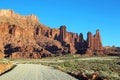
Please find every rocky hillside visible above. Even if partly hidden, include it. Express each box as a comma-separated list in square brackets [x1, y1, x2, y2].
[0, 9, 103, 58]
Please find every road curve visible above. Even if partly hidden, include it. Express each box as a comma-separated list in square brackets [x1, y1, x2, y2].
[0, 64, 77, 80]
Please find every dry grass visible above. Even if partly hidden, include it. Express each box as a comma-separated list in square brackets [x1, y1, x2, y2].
[7, 55, 120, 80]
[39, 55, 120, 80]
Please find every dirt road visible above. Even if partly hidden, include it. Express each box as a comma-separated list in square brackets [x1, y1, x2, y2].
[0, 64, 77, 80]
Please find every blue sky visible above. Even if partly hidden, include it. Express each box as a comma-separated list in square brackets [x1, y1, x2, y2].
[0, 0, 120, 47]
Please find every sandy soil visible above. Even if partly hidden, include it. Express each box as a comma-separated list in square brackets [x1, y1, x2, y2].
[0, 63, 13, 74]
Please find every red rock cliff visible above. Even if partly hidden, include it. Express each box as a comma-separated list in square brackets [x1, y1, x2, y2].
[0, 10, 103, 58]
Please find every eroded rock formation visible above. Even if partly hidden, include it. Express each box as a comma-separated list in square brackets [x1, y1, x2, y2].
[0, 9, 104, 58]
[87, 30, 103, 55]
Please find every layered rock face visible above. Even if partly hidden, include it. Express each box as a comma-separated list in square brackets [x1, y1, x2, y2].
[0, 10, 103, 58]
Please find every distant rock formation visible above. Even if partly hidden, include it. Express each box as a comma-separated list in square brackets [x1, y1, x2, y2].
[103, 46, 120, 56]
[0, 9, 104, 58]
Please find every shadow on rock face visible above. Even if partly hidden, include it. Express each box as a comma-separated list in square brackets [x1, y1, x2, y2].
[4, 44, 20, 58]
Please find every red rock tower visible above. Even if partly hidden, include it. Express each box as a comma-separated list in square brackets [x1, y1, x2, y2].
[59, 25, 66, 42]
[87, 30, 103, 53]
[93, 30, 103, 51]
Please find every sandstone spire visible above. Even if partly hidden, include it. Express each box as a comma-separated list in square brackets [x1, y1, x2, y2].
[59, 25, 66, 42]
[87, 30, 103, 53]
[79, 33, 84, 43]
[94, 29, 103, 51]
[87, 32, 93, 49]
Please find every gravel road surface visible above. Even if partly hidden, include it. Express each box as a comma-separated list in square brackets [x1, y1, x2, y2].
[0, 64, 77, 80]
